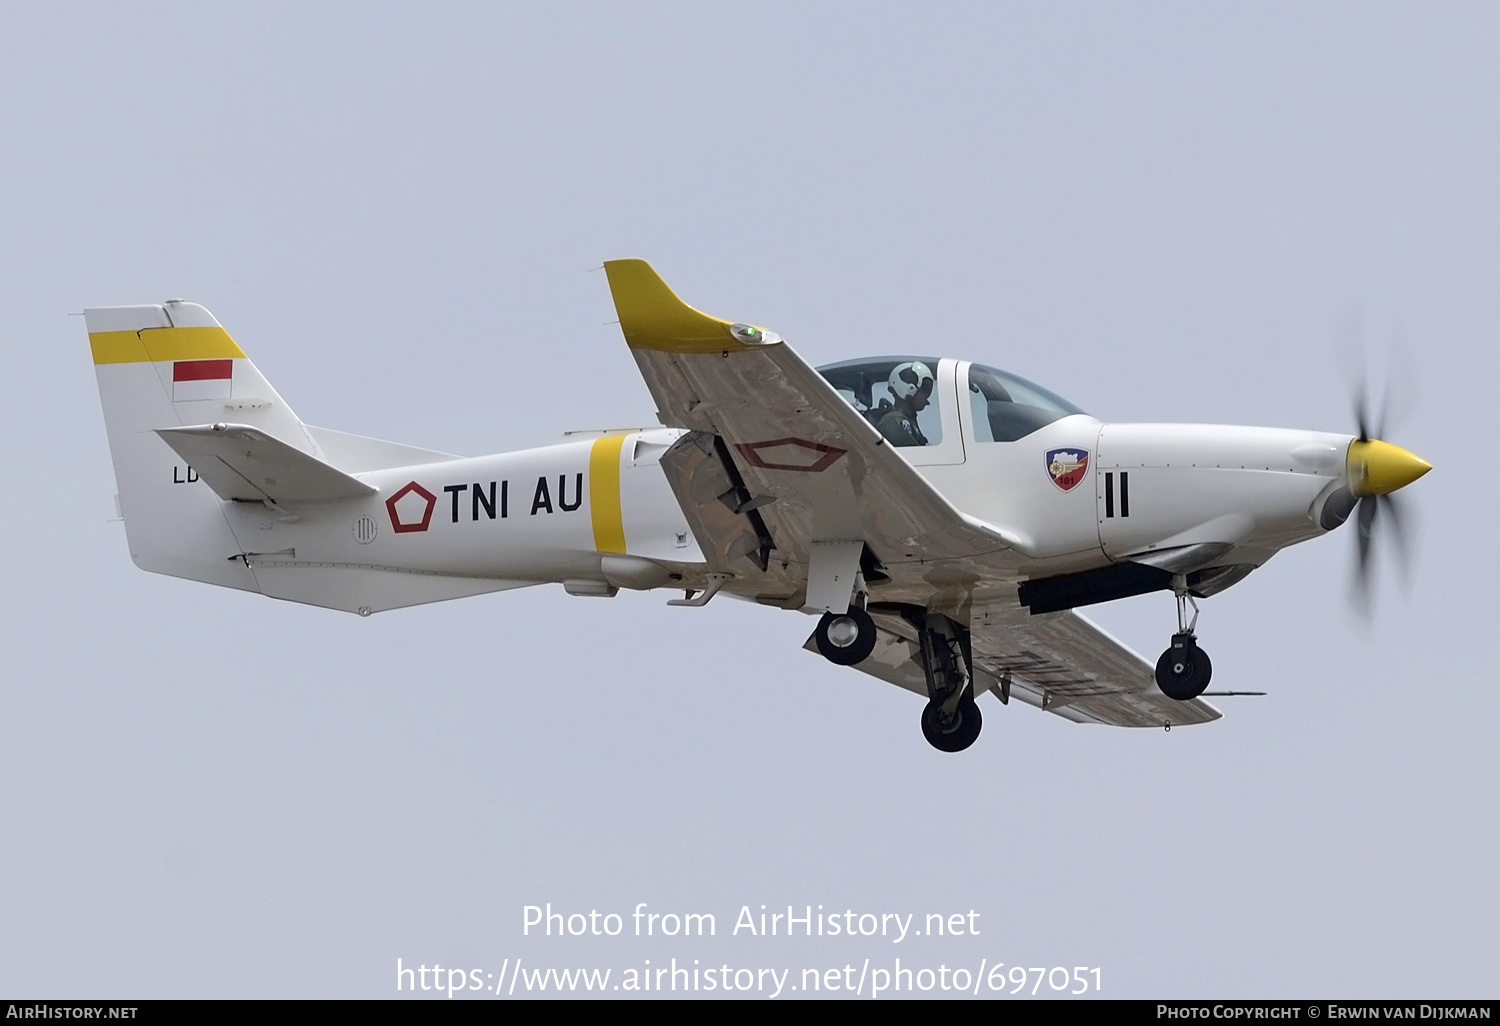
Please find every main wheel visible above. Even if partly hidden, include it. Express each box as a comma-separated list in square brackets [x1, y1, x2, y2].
[814, 608, 877, 665]
[921, 695, 982, 752]
[1155, 636, 1212, 700]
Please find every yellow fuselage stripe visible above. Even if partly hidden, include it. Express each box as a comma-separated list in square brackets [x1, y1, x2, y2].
[589, 435, 628, 554]
[90, 327, 247, 365]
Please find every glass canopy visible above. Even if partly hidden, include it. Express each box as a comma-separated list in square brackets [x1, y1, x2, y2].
[818, 356, 945, 447]
[818, 357, 1085, 446]
[965, 362, 1086, 442]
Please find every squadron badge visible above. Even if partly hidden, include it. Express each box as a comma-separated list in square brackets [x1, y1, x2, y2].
[1045, 448, 1089, 492]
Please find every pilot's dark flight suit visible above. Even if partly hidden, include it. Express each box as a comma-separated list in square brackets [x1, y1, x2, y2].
[874, 402, 929, 447]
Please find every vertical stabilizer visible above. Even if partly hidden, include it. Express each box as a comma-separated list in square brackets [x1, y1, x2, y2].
[86, 301, 311, 589]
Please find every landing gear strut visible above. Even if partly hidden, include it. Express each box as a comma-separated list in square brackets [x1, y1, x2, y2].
[913, 612, 982, 752]
[1155, 577, 1212, 701]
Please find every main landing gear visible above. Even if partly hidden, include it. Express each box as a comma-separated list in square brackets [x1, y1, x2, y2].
[915, 612, 981, 753]
[813, 606, 877, 665]
[1155, 577, 1212, 701]
[811, 600, 982, 753]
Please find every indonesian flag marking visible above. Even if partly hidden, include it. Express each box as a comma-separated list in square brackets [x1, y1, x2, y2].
[173, 359, 233, 402]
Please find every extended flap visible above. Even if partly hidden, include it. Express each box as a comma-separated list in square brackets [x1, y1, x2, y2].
[157, 423, 376, 504]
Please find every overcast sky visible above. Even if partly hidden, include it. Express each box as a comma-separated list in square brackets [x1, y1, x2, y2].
[1, 2, 1495, 999]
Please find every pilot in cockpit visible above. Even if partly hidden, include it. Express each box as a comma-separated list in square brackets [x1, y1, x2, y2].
[873, 361, 935, 446]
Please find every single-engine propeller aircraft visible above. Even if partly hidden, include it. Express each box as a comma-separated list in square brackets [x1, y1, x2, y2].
[87, 261, 1431, 751]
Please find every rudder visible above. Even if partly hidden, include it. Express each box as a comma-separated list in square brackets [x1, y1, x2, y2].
[87, 300, 314, 589]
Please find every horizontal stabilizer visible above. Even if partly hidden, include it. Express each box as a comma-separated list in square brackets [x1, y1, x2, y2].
[157, 423, 376, 504]
[303, 424, 462, 473]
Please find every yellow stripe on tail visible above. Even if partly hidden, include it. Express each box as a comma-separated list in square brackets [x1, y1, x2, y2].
[90, 326, 246, 365]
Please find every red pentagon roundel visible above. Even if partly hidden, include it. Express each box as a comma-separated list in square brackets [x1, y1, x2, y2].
[385, 481, 437, 533]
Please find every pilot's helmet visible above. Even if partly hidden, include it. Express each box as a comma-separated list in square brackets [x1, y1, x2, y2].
[836, 388, 868, 412]
[889, 361, 935, 401]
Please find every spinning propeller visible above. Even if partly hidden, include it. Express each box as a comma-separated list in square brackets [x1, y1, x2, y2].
[1340, 363, 1431, 614]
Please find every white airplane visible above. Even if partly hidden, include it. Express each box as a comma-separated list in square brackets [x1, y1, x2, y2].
[87, 260, 1431, 751]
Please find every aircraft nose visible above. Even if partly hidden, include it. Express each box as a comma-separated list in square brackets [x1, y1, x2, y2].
[1348, 439, 1432, 496]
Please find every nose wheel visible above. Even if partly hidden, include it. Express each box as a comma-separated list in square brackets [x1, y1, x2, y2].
[1155, 633, 1212, 700]
[1155, 581, 1213, 701]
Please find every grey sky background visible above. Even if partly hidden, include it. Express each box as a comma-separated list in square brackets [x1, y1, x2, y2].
[1, 2, 1495, 998]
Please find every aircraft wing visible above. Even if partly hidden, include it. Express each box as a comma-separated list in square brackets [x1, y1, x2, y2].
[603, 259, 1021, 579]
[808, 607, 1222, 728]
[969, 609, 1222, 727]
[608, 260, 1219, 729]
[157, 423, 376, 504]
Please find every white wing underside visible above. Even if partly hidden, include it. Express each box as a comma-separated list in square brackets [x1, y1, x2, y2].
[805, 608, 1220, 727]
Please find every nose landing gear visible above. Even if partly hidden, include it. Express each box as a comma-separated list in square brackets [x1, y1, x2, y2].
[1155, 578, 1213, 701]
[1155, 633, 1212, 700]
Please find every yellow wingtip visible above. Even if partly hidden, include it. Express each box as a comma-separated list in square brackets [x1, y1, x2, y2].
[602, 259, 753, 354]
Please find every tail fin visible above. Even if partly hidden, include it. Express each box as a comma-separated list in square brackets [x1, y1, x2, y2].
[86, 301, 315, 587]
